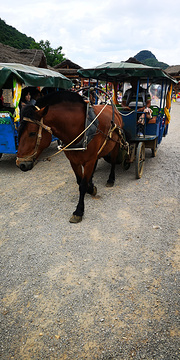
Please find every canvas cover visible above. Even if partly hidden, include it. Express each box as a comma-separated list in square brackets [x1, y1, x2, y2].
[78, 62, 177, 83]
[0, 63, 72, 89]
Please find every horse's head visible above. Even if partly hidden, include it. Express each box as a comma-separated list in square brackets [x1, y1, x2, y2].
[16, 105, 52, 171]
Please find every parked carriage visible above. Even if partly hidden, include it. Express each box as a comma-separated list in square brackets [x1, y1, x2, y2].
[0, 63, 72, 158]
[78, 62, 177, 178]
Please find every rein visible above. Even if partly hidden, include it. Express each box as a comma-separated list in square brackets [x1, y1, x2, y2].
[45, 103, 109, 160]
[38, 103, 109, 162]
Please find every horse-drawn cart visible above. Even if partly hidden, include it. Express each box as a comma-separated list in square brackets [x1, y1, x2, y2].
[15, 62, 177, 222]
[0, 63, 72, 159]
[78, 62, 177, 178]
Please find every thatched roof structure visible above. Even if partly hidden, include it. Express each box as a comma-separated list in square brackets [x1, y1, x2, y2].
[0, 42, 47, 68]
[165, 65, 180, 93]
[53, 59, 83, 82]
[125, 57, 142, 64]
[54, 59, 81, 70]
[165, 65, 180, 79]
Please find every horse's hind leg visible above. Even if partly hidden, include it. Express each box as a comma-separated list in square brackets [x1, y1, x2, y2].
[106, 143, 119, 187]
[106, 163, 116, 187]
[87, 160, 98, 196]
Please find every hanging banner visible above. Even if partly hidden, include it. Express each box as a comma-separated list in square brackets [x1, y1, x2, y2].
[13, 78, 22, 122]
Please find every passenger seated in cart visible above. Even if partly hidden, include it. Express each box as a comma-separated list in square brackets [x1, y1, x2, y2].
[30, 88, 41, 105]
[0, 89, 4, 108]
[122, 78, 152, 136]
[83, 89, 96, 105]
[20, 88, 31, 111]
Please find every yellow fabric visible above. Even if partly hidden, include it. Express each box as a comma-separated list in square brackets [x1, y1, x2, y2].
[112, 82, 119, 105]
[164, 84, 172, 125]
[13, 79, 22, 122]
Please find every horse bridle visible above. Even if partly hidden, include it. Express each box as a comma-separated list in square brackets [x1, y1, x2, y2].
[16, 108, 53, 163]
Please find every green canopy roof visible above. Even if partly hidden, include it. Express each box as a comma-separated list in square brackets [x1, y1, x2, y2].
[78, 62, 177, 83]
[0, 63, 73, 89]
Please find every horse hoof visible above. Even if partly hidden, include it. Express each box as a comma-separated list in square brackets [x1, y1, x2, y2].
[92, 186, 97, 196]
[69, 215, 82, 223]
[106, 181, 114, 187]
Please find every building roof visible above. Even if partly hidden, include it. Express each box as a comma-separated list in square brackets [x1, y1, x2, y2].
[53, 59, 83, 81]
[165, 65, 180, 76]
[0, 42, 47, 68]
[54, 59, 82, 70]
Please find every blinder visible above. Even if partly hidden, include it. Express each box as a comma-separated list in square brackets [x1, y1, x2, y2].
[16, 114, 52, 163]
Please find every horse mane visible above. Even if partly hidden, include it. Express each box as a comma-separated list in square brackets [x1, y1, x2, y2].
[18, 90, 86, 141]
[36, 90, 86, 108]
[18, 105, 37, 141]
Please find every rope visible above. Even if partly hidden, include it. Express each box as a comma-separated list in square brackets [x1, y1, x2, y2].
[117, 110, 134, 116]
[97, 124, 118, 155]
[43, 103, 109, 161]
[30, 49, 38, 65]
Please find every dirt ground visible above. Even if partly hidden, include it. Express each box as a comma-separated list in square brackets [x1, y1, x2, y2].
[0, 102, 180, 359]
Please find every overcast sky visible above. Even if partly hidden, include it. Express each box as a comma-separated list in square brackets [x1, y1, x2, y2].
[1, 0, 180, 68]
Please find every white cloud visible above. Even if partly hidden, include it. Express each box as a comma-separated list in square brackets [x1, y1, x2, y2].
[1, 0, 180, 67]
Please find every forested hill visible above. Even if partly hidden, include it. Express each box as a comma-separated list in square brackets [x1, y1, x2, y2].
[134, 50, 169, 69]
[0, 18, 34, 49]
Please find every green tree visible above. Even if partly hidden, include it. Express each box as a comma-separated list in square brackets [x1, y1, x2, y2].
[0, 18, 34, 49]
[143, 58, 169, 70]
[30, 40, 65, 67]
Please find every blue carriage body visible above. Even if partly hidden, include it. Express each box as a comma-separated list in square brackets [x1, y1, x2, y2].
[0, 114, 18, 154]
[118, 107, 166, 145]
[0, 63, 72, 156]
[0, 114, 59, 155]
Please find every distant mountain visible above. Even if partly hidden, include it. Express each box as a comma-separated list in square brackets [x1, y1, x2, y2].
[135, 50, 156, 62]
[134, 50, 169, 70]
[0, 18, 34, 49]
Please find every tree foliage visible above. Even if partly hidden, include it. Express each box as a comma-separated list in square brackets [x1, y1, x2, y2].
[30, 40, 65, 67]
[142, 58, 169, 70]
[0, 18, 34, 49]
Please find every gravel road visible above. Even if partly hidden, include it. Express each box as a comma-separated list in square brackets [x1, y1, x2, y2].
[0, 102, 180, 360]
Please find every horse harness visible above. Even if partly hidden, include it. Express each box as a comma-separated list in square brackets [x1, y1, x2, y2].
[97, 123, 128, 156]
[16, 107, 52, 163]
[17, 104, 129, 163]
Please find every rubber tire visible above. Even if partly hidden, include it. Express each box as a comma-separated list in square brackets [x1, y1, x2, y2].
[122, 159, 130, 170]
[152, 138, 158, 157]
[135, 142, 145, 179]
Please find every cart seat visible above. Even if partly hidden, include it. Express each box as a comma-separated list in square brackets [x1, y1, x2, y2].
[147, 106, 160, 124]
[148, 116, 157, 124]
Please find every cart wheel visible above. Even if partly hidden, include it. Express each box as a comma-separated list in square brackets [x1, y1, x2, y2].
[151, 138, 158, 157]
[135, 142, 145, 179]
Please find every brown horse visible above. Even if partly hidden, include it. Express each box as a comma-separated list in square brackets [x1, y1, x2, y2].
[16, 91, 125, 223]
